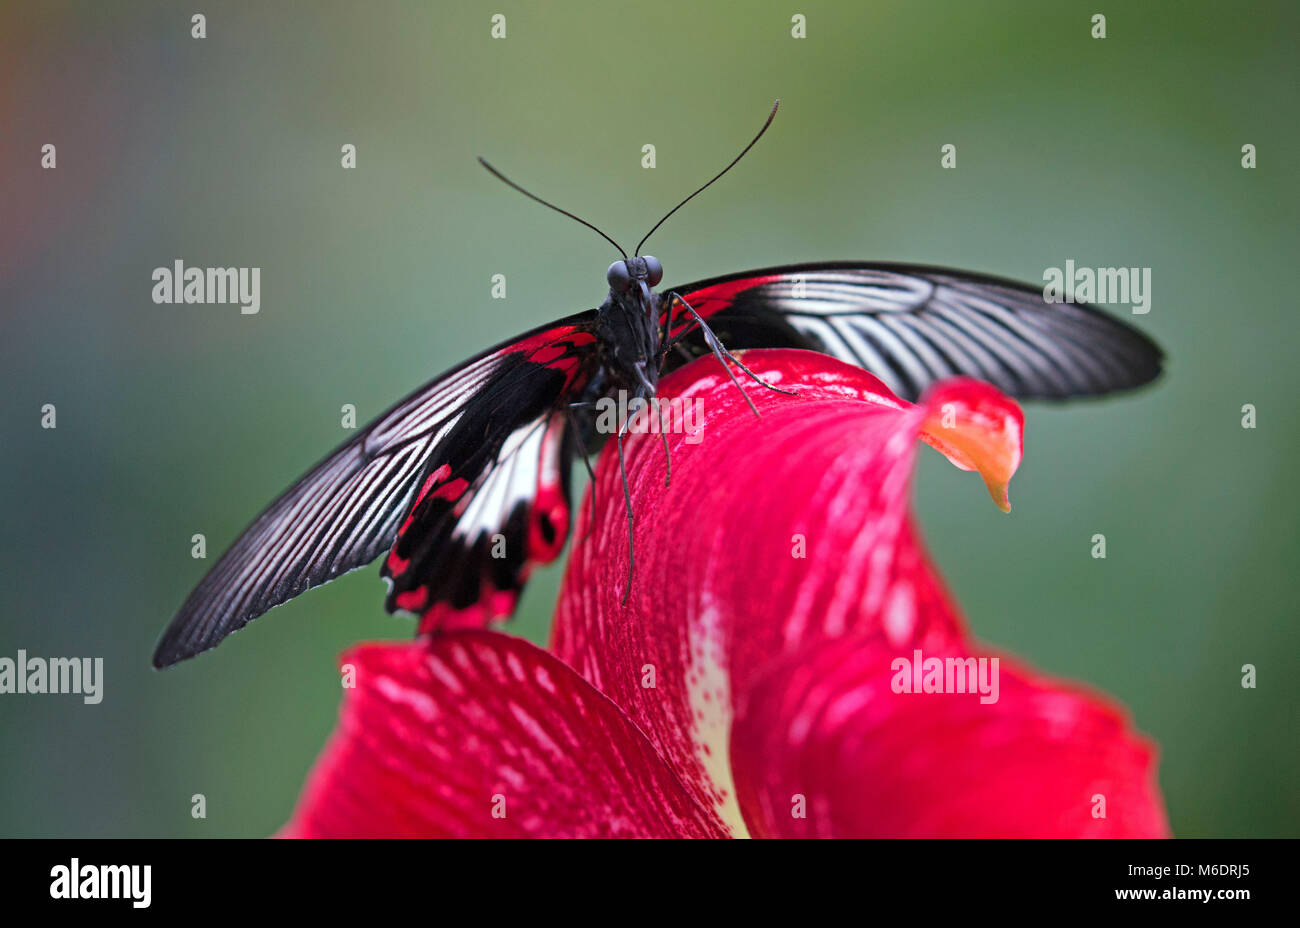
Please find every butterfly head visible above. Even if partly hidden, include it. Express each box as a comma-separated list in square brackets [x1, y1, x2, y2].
[607, 256, 663, 292]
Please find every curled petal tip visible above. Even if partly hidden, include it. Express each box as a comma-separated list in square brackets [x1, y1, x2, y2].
[918, 378, 1024, 513]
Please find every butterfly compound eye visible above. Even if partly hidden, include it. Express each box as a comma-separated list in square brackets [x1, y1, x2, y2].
[607, 260, 632, 291]
[642, 255, 663, 286]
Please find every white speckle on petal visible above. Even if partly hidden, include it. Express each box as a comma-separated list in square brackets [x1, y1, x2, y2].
[425, 656, 465, 695]
[882, 581, 916, 646]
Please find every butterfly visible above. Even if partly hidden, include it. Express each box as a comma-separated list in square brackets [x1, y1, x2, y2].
[153, 101, 1162, 668]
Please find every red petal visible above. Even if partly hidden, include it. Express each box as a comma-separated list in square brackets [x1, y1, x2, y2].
[729, 637, 1171, 837]
[282, 633, 726, 838]
[553, 349, 1023, 833]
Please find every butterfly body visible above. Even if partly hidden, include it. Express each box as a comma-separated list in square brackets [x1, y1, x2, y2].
[594, 255, 668, 401]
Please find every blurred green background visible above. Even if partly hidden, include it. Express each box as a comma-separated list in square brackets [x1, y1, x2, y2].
[1, 0, 1296, 837]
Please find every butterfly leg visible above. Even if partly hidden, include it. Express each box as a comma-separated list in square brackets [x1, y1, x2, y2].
[657, 303, 684, 482]
[658, 407, 671, 487]
[573, 388, 656, 601]
[638, 393, 672, 488]
[616, 399, 638, 606]
[667, 292, 798, 417]
[660, 296, 699, 352]
[659, 288, 676, 349]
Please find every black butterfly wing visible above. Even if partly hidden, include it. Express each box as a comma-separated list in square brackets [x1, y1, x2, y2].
[662, 263, 1163, 402]
[380, 372, 583, 634]
[153, 313, 599, 668]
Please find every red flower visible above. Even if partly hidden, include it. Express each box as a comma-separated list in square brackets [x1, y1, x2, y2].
[283, 349, 1170, 838]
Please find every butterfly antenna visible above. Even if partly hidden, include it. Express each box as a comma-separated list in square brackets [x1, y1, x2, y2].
[478, 156, 627, 259]
[635, 100, 779, 257]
